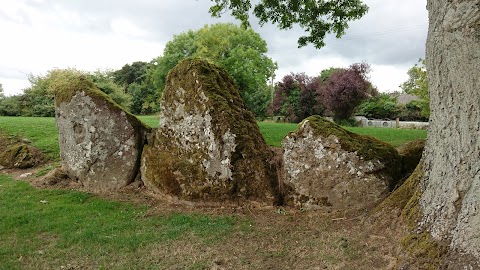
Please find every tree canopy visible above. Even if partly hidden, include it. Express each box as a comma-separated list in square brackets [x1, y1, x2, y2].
[0, 69, 129, 117]
[111, 61, 159, 115]
[209, 0, 369, 48]
[268, 73, 323, 122]
[152, 23, 277, 116]
[400, 59, 429, 118]
[320, 63, 375, 120]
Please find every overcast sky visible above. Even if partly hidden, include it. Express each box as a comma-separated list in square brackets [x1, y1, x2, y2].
[0, 0, 428, 96]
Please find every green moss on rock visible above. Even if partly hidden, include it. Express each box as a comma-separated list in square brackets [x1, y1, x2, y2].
[143, 58, 281, 204]
[295, 116, 402, 188]
[0, 143, 44, 169]
[53, 74, 151, 133]
[379, 162, 448, 269]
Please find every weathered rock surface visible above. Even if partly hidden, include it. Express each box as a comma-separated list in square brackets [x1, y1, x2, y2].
[54, 76, 150, 192]
[0, 143, 44, 169]
[282, 116, 401, 210]
[141, 59, 280, 204]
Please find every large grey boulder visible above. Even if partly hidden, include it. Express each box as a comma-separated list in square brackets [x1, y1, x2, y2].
[54, 76, 150, 192]
[141, 59, 280, 204]
[282, 116, 401, 210]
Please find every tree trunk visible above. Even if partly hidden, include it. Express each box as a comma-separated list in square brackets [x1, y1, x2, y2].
[420, 0, 480, 264]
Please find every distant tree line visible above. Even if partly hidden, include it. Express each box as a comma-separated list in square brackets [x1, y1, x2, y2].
[357, 59, 429, 122]
[269, 60, 429, 123]
[0, 23, 276, 117]
[0, 23, 428, 122]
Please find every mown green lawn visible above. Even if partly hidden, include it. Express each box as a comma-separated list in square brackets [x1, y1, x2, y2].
[137, 115, 160, 128]
[257, 121, 426, 147]
[0, 116, 427, 161]
[0, 117, 59, 160]
[343, 126, 427, 147]
[0, 116, 423, 269]
[0, 174, 244, 269]
[141, 116, 427, 148]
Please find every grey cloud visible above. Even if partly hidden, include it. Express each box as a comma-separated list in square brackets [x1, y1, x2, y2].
[4, 0, 428, 93]
[32, 0, 226, 43]
[0, 66, 30, 80]
[251, 0, 427, 69]
[23, 0, 427, 67]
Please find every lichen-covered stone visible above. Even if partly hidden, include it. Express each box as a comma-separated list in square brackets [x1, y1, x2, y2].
[54, 76, 151, 192]
[141, 59, 280, 204]
[0, 143, 43, 169]
[282, 116, 401, 210]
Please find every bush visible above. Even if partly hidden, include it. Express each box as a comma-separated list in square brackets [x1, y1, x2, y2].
[397, 101, 429, 122]
[334, 117, 358, 127]
[269, 73, 323, 122]
[356, 93, 400, 119]
[319, 63, 376, 121]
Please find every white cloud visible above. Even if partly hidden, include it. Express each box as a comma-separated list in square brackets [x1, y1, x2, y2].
[110, 18, 149, 38]
[0, 0, 427, 96]
[369, 64, 410, 92]
[1, 78, 31, 96]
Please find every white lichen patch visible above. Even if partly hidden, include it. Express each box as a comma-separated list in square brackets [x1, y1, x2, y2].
[158, 86, 237, 182]
[56, 91, 142, 191]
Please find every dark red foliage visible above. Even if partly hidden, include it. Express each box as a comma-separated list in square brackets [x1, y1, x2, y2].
[318, 63, 373, 120]
[269, 73, 323, 122]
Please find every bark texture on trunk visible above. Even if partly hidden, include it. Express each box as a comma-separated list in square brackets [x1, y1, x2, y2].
[421, 0, 480, 260]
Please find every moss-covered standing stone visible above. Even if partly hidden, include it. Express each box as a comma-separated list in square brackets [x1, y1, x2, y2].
[282, 116, 401, 210]
[54, 76, 150, 192]
[141, 59, 280, 204]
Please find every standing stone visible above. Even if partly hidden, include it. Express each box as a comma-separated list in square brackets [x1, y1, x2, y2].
[54, 76, 150, 192]
[141, 59, 280, 204]
[282, 116, 401, 210]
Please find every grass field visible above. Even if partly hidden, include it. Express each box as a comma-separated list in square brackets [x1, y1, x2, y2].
[0, 173, 401, 269]
[0, 115, 414, 269]
[0, 116, 427, 161]
[0, 174, 245, 269]
[138, 115, 426, 147]
[0, 117, 58, 160]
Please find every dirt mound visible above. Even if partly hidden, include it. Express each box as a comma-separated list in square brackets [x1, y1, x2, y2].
[0, 134, 44, 169]
[397, 139, 425, 178]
